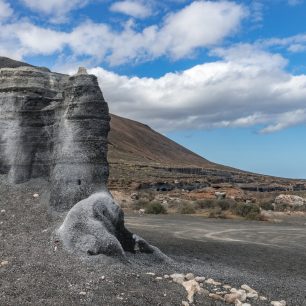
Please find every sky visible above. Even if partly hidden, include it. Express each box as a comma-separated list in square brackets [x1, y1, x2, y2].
[0, 0, 306, 178]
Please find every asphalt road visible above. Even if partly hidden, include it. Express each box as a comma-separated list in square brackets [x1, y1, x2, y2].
[126, 214, 306, 305]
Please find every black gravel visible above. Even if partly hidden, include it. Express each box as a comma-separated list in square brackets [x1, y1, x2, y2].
[1, 176, 305, 305]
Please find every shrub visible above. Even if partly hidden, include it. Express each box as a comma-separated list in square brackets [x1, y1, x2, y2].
[196, 198, 235, 210]
[138, 190, 155, 202]
[145, 201, 167, 214]
[179, 202, 196, 214]
[196, 199, 215, 209]
[208, 207, 225, 219]
[232, 203, 260, 220]
[217, 199, 235, 211]
[132, 199, 150, 210]
[259, 201, 274, 211]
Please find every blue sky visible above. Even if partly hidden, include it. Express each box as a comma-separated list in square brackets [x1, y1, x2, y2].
[0, 0, 306, 178]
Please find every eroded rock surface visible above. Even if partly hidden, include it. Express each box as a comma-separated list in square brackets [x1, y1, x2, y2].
[0, 62, 110, 210]
[0, 57, 168, 262]
[57, 191, 168, 261]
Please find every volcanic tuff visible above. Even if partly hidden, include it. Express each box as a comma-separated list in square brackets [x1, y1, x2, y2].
[0, 60, 110, 211]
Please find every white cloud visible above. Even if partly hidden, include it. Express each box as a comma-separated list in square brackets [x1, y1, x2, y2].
[288, 0, 303, 6]
[250, 0, 264, 25]
[87, 45, 306, 133]
[110, 1, 151, 19]
[260, 110, 306, 133]
[0, 0, 13, 21]
[0, 1, 246, 65]
[19, 0, 90, 22]
[288, 43, 306, 53]
[155, 1, 247, 59]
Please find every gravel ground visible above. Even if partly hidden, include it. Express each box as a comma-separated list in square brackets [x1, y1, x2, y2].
[0, 176, 305, 305]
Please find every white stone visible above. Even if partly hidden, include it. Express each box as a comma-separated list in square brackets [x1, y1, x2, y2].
[223, 285, 232, 289]
[185, 273, 195, 280]
[271, 301, 286, 306]
[225, 292, 242, 304]
[208, 293, 224, 301]
[33, 193, 39, 198]
[0, 260, 9, 267]
[205, 278, 221, 286]
[182, 279, 202, 303]
[195, 276, 205, 282]
[247, 292, 258, 299]
[241, 284, 257, 294]
[170, 273, 185, 284]
[79, 291, 86, 296]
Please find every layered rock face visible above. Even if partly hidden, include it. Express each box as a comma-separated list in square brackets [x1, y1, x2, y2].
[0, 65, 110, 210]
[0, 59, 168, 261]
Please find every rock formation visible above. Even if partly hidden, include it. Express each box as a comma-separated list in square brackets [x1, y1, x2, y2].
[0, 57, 168, 262]
[57, 191, 167, 260]
[0, 63, 110, 211]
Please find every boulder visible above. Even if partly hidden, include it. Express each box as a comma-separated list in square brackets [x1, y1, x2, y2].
[57, 191, 167, 261]
[274, 194, 305, 210]
[215, 191, 226, 200]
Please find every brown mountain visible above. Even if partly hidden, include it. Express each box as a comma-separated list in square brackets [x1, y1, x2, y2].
[108, 114, 221, 169]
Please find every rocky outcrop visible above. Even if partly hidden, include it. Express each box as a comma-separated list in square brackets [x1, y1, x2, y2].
[0, 58, 168, 262]
[274, 194, 306, 211]
[0, 63, 110, 211]
[57, 191, 169, 261]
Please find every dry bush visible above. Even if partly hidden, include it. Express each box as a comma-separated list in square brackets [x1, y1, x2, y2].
[178, 201, 196, 214]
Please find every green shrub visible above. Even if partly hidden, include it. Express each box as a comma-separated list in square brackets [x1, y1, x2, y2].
[179, 202, 196, 214]
[217, 199, 235, 211]
[196, 198, 235, 210]
[259, 201, 274, 211]
[232, 203, 260, 219]
[145, 202, 167, 214]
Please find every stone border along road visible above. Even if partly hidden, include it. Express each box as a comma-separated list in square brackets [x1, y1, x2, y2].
[126, 214, 306, 305]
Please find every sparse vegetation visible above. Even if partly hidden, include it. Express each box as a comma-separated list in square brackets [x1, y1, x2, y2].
[145, 201, 167, 214]
[195, 199, 215, 209]
[208, 207, 226, 219]
[132, 199, 150, 210]
[195, 198, 235, 211]
[259, 200, 274, 211]
[231, 202, 261, 220]
[178, 202, 196, 214]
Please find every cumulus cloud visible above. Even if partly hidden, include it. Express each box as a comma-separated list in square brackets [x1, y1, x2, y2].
[19, 0, 90, 22]
[110, 1, 151, 18]
[0, 0, 13, 21]
[0, 1, 246, 64]
[87, 45, 306, 133]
